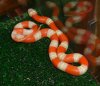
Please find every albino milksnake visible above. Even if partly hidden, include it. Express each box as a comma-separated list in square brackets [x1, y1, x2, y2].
[11, 9, 88, 76]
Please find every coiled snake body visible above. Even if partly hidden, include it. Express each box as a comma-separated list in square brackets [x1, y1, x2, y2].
[11, 9, 88, 76]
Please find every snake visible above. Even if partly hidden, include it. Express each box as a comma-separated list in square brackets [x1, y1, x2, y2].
[11, 9, 88, 76]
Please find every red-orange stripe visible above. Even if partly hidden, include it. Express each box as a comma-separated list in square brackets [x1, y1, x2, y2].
[52, 58, 61, 67]
[23, 35, 35, 43]
[49, 22, 58, 31]
[32, 25, 38, 32]
[59, 34, 68, 41]
[49, 46, 57, 53]
[79, 56, 88, 66]
[65, 64, 80, 76]
[32, 15, 48, 24]
[41, 29, 48, 37]
[63, 54, 74, 63]
[22, 21, 29, 28]
[50, 34, 58, 41]
[14, 28, 23, 34]
[57, 46, 66, 53]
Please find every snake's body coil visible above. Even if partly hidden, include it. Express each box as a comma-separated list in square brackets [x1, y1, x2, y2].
[11, 9, 88, 76]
